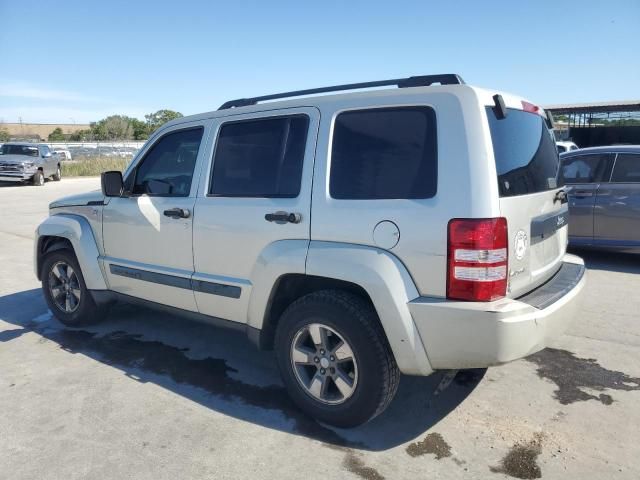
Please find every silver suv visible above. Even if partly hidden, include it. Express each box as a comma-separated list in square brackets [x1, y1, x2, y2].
[34, 74, 585, 427]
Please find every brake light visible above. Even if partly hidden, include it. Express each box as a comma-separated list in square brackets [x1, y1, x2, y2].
[447, 218, 508, 301]
[521, 101, 540, 114]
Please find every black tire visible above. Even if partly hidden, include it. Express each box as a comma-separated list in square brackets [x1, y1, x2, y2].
[52, 165, 61, 181]
[275, 290, 400, 428]
[41, 249, 105, 327]
[32, 170, 45, 186]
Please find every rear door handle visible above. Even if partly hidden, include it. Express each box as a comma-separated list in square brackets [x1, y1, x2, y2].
[163, 207, 190, 219]
[265, 211, 302, 224]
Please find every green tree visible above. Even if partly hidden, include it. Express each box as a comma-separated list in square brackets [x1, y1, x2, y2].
[145, 109, 183, 133]
[131, 118, 150, 140]
[48, 127, 66, 141]
[0, 128, 10, 142]
[91, 115, 135, 140]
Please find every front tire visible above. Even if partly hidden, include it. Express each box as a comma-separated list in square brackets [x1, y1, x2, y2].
[32, 170, 45, 186]
[275, 290, 400, 428]
[41, 249, 104, 327]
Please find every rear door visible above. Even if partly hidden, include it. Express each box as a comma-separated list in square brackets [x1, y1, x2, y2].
[192, 108, 319, 324]
[561, 153, 614, 241]
[486, 106, 567, 297]
[594, 153, 640, 247]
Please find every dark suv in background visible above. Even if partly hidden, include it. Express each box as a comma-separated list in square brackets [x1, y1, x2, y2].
[561, 145, 640, 252]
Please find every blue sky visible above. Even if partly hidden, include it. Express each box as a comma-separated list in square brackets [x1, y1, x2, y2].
[1, 0, 638, 124]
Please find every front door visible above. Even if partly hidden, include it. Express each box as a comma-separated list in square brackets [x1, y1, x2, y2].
[102, 123, 208, 311]
[192, 108, 319, 324]
[562, 153, 613, 242]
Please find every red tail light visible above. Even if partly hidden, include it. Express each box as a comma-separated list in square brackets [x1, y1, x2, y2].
[447, 218, 508, 301]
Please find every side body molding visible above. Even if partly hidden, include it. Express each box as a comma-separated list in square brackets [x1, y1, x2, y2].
[305, 241, 433, 376]
[35, 213, 108, 290]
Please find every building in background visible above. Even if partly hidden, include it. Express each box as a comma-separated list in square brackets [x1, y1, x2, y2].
[0, 123, 90, 141]
[546, 100, 640, 148]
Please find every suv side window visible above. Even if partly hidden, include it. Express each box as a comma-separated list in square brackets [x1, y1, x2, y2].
[561, 154, 611, 184]
[210, 115, 309, 197]
[329, 106, 437, 199]
[131, 127, 204, 196]
[40, 145, 51, 157]
[611, 154, 640, 183]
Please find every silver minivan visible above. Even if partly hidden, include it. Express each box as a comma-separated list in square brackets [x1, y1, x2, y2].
[561, 145, 640, 253]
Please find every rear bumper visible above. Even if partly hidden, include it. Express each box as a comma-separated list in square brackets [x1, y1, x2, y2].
[409, 254, 586, 370]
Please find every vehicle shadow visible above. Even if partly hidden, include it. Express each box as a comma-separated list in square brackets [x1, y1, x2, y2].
[0, 288, 485, 451]
[569, 247, 640, 274]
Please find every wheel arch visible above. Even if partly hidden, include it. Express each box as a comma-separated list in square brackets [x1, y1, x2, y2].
[252, 241, 434, 376]
[35, 214, 107, 290]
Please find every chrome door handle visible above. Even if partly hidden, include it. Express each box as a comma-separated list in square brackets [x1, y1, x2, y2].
[163, 208, 190, 219]
[265, 211, 302, 224]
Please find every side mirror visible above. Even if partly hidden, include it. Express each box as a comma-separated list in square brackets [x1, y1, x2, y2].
[101, 171, 124, 197]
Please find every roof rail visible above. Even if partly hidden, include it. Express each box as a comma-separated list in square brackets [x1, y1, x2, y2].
[218, 74, 465, 110]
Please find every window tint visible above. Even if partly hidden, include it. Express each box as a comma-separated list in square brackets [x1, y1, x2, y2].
[561, 154, 610, 184]
[132, 127, 203, 196]
[557, 145, 567, 153]
[611, 154, 640, 183]
[330, 107, 437, 199]
[486, 107, 562, 197]
[210, 115, 309, 197]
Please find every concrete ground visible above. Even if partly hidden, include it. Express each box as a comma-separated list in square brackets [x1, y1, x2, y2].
[1, 177, 639, 479]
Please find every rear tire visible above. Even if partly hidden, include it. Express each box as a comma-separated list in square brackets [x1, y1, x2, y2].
[41, 249, 105, 327]
[52, 165, 61, 181]
[275, 290, 400, 428]
[32, 170, 45, 186]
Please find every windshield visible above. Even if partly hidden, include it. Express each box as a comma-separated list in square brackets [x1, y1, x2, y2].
[0, 145, 39, 157]
[486, 107, 562, 197]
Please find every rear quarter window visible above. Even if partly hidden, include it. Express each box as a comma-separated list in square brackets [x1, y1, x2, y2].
[329, 106, 437, 200]
[486, 107, 562, 197]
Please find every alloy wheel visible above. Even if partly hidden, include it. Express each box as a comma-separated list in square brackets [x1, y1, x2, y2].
[290, 323, 358, 405]
[48, 261, 82, 313]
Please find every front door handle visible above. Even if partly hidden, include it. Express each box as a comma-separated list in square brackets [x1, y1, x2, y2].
[573, 190, 594, 198]
[163, 207, 190, 219]
[265, 211, 302, 224]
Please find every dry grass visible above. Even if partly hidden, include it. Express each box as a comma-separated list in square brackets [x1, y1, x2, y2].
[61, 156, 131, 177]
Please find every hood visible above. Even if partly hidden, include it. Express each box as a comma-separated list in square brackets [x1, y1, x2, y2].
[50, 190, 105, 209]
[0, 154, 41, 165]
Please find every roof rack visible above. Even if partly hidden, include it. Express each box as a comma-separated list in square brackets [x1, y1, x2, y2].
[218, 73, 465, 110]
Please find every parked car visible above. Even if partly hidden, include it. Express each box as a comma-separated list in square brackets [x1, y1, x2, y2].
[561, 145, 640, 252]
[35, 74, 585, 427]
[556, 141, 579, 153]
[53, 148, 73, 161]
[0, 142, 61, 185]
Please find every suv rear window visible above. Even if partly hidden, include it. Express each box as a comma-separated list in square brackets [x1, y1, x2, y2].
[330, 107, 437, 199]
[486, 107, 562, 197]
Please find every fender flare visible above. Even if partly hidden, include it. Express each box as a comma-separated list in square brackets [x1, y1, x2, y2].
[35, 214, 108, 290]
[305, 241, 433, 376]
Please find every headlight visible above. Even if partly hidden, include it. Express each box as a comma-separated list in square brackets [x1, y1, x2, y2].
[22, 162, 36, 169]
